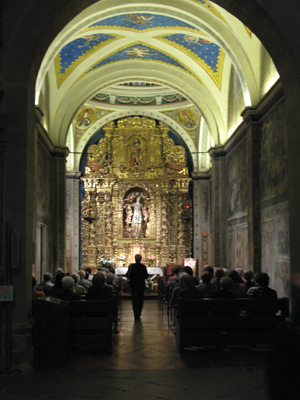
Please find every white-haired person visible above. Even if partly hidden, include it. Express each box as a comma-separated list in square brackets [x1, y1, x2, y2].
[71, 273, 85, 294]
[56, 276, 81, 301]
[78, 269, 92, 291]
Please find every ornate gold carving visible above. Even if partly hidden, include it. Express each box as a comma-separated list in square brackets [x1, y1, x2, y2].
[80, 116, 192, 267]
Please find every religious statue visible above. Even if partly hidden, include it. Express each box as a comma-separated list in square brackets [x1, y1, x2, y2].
[129, 139, 143, 166]
[131, 196, 144, 238]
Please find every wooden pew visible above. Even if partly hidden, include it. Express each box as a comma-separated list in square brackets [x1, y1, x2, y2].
[70, 299, 113, 354]
[176, 297, 289, 353]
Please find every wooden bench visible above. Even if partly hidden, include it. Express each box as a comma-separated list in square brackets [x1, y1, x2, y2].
[70, 299, 114, 354]
[176, 297, 289, 353]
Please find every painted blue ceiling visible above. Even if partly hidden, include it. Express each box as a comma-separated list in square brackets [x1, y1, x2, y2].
[85, 13, 201, 33]
[84, 43, 193, 77]
[55, 12, 226, 87]
[58, 34, 118, 74]
[157, 34, 222, 73]
[55, 33, 121, 87]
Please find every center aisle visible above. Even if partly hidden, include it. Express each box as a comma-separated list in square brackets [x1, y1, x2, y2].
[0, 297, 269, 400]
[67, 298, 185, 370]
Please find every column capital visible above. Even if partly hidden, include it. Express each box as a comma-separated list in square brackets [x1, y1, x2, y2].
[66, 171, 82, 179]
[209, 146, 226, 158]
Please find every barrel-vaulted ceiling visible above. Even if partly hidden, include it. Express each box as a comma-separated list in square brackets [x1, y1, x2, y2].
[36, 0, 279, 173]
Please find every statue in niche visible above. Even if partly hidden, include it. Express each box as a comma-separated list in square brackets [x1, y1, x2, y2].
[123, 195, 150, 238]
[131, 197, 144, 238]
[129, 139, 143, 166]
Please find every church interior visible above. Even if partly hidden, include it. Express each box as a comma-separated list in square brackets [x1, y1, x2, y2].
[2, 0, 300, 396]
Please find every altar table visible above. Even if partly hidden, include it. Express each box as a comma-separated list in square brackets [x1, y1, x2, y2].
[115, 267, 163, 276]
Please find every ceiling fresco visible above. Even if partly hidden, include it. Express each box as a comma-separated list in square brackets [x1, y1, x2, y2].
[54, 12, 226, 89]
[162, 107, 200, 147]
[81, 13, 203, 33]
[36, 0, 279, 171]
[55, 34, 123, 87]
[156, 34, 224, 89]
[191, 0, 229, 26]
[80, 42, 203, 85]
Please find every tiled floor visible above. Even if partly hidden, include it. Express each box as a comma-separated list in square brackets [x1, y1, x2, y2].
[0, 298, 273, 400]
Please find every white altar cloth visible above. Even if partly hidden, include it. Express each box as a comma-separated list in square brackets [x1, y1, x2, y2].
[115, 267, 163, 276]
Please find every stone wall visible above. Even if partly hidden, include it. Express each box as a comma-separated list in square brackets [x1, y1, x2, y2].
[225, 136, 250, 270]
[260, 103, 290, 297]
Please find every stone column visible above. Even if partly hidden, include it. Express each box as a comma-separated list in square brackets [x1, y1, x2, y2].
[242, 110, 262, 274]
[209, 147, 227, 268]
[65, 172, 81, 273]
[192, 174, 211, 274]
[51, 148, 69, 271]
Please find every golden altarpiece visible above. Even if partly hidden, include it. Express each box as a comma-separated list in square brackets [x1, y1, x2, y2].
[80, 116, 192, 269]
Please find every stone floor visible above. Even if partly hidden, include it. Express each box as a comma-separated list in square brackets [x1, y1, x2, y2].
[0, 298, 275, 400]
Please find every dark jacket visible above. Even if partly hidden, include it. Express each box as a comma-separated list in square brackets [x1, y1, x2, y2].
[126, 262, 149, 288]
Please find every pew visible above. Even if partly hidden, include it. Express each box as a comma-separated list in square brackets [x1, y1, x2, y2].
[176, 297, 289, 353]
[70, 299, 114, 354]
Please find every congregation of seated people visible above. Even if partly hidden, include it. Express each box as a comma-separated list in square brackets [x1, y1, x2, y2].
[32, 265, 119, 302]
[33, 264, 277, 306]
[165, 264, 278, 309]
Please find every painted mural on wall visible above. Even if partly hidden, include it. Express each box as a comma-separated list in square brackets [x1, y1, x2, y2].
[76, 107, 97, 130]
[74, 108, 112, 147]
[260, 104, 290, 298]
[260, 104, 288, 201]
[226, 138, 249, 219]
[261, 203, 290, 298]
[162, 106, 200, 146]
[37, 144, 51, 220]
[226, 225, 249, 270]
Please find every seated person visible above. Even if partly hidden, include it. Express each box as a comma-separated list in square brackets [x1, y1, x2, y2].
[170, 272, 189, 306]
[71, 273, 85, 294]
[50, 272, 65, 297]
[242, 270, 255, 290]
[211, 277, 237, 316]
[183, 266, 199, 285]
[106, 270, 119, 289]
[38, 272, 54, 295]
[178, 275, 204, 300]
[212, 268, 224, 288]
[235, 268, 244, 283]
[174, 275, 204, 317]
[197, 271, 219, 297]
[211, 276, 236, 299]
[247, 273, 277, 298]
[203, 265, 214, 276]
[56, 276, 81, 301]
[78, 269, 92, 291]
[85, 267, 93, 281]
[167, 266, 182, 285]
[32, 275, 45, 300]
[86, 272, 113, 300]
[229, 270, 247, 298]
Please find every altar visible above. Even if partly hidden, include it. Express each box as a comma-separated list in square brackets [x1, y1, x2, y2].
[115, 267, 163, 276]
[80, 116, 192, 268]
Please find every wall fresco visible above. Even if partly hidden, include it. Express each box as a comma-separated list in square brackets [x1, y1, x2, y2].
[226, 137, 248, 219]
[260, 103, 290, 298]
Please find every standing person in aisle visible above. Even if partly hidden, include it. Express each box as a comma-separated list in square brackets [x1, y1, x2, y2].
[126, 254, 149, 320]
